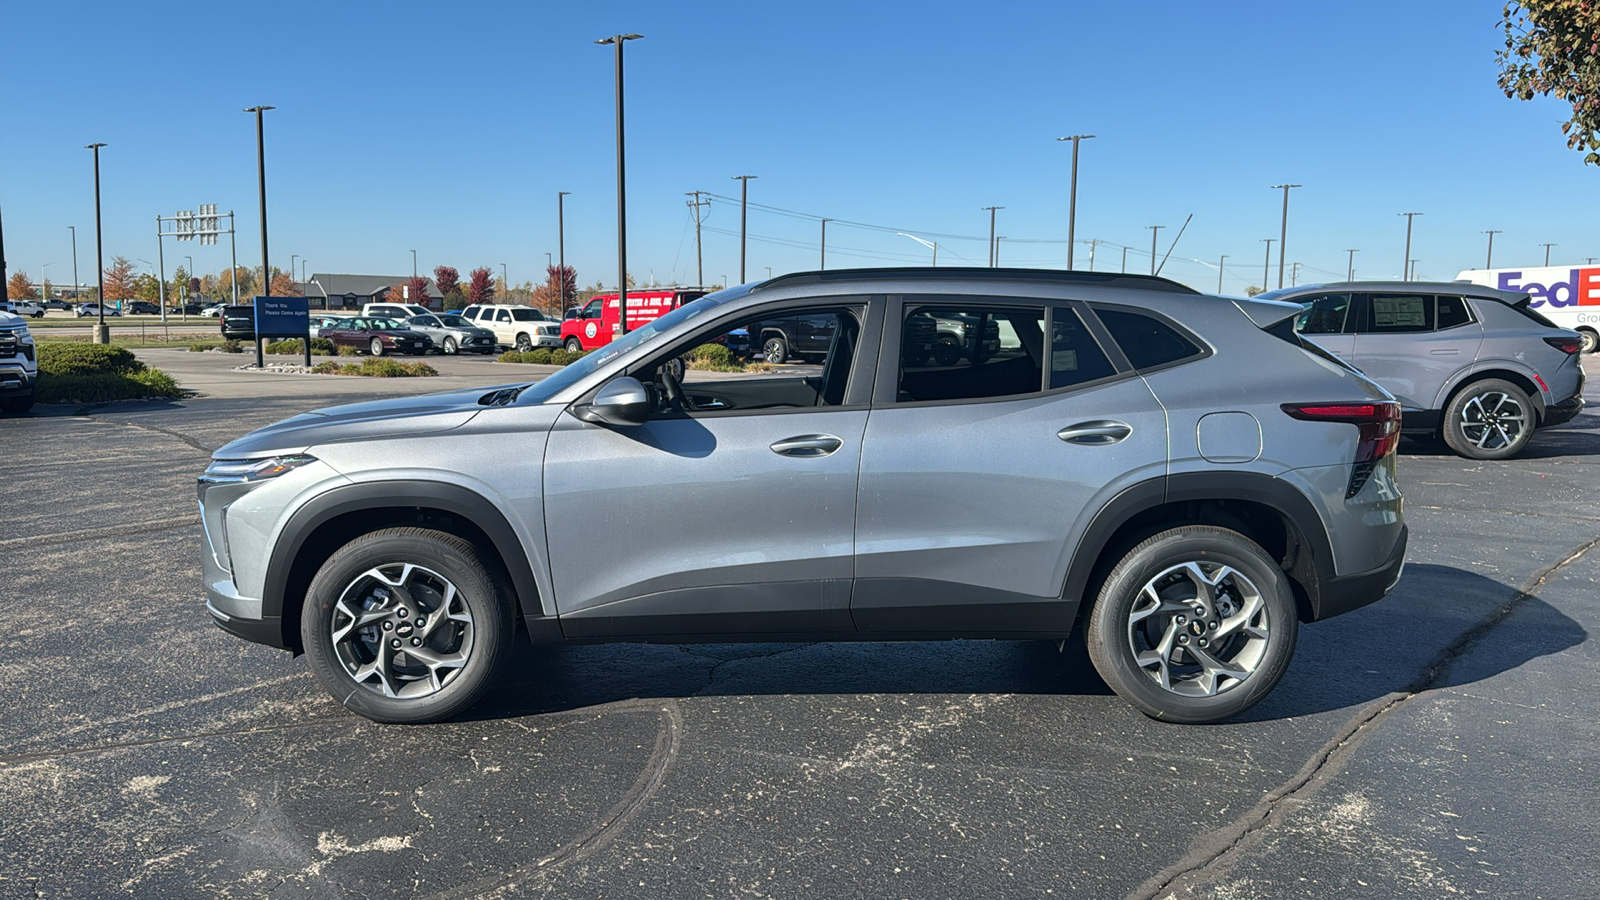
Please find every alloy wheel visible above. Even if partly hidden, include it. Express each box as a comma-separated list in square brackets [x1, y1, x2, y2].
[329, 562, 476, 700]
[1126, 560, 1270, 697]
[1459, 390, 1526, 452]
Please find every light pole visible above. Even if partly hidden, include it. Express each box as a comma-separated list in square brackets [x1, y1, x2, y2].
[1147, 225, 1165, 275]
[503, 263, 510, 303]
[733, 174, 757, 283]
[897, 232, 938, 265]
[185, 255, 194, 304]
[410, 250, 417, 278]
[819, 218, 829, 270]
[86, 143, 108, 342]
[1541, 242, 1557, 266]
[1398, 212, 1422, 281]
[290, 254, 298, 288]
[1261, 238, 1274, 291]
[1482, 230, 1502, 268]
[70, 225, 79, 302]
[1216, 254, 1226, 293]
[597, 34, 642, 334]
[557, 191, 570, 310]
[40, 262, 51, 300]
[245, 105, 275, 367]
[983, 206, 1003, 266]
[1271, 184, 1301, 289]
[1057, 134, 1095, 269]
[1347, 249, 1358, 281]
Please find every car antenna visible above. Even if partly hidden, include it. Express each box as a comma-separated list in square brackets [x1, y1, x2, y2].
[1154, 214, 1194, 277]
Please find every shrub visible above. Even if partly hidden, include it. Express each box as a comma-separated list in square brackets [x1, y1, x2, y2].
[37, 343, 143, 376]
[689, 343, 732, 366]
[337, 345, 361, 357]
[187, 340, 243, 353]
[310, 358, 438, 378]
[266, 337, 335, 355]
[549, 348, 590, 366]
[499, 348, 574, 365]
[35, 368, 183, 404]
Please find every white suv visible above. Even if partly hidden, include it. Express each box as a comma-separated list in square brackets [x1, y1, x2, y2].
[459, 304, 561, 350]
[363, 302, 432, 320]
[0, 311, 38, 414]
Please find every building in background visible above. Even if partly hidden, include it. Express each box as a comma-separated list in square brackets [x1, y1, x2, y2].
[297, 274, 445, 311]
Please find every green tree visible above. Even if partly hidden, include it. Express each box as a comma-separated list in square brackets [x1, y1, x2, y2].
[134, 273, 162, 303]
[1497, 1, 1600, 163]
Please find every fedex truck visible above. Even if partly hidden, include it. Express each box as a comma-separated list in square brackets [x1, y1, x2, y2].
[1456, 265, 1600, 353]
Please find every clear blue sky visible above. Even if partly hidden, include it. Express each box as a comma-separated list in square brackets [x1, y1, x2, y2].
[2, 1, 1592, 296]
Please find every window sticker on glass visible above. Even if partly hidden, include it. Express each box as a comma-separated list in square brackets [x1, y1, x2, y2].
[1373, 296, 1426, 328]
[1052, 349, 1079, 371]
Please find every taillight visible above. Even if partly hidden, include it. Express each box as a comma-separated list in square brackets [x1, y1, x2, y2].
[1282, 402, 1402, 497]
[1544, 336, 1582, 355]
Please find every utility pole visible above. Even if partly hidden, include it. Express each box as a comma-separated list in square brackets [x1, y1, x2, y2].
[86, 143, 108, 343]
[0, 203, 7, 305]
[983, 206, 1003, 266]
[1291, 261, 1301, 286]
[1409, 259, 1418, 280]
[1541, 242, 1557, 266]
[1399, 212, 1422, 281]
[557, 191, 570, 310]
[819, 218, 829, 270]
[1346, 249, 1358, 281]
[1217, 254, 1227, 293]
[733, 174, 757, 283]
[70, 225, 79, 302]
[1147, 225, 1164, 275]
[685, 190, 708, 285]
[995, 236, 1004, 266]
[1271, 184, 1301, 289]
[1261, 238, 1274, 292]
[245, 106, 275, 367]
[1121, 246, 1128, 273]
[1482, 230, 1502, 268]
[598, 34, 643, 334]
[1088, 238, 1101, 271]
[1057, 134, 1094, 269]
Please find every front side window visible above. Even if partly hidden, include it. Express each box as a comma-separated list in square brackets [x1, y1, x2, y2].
[654, 306, 864, 413]
[1364, 294, 1433, 333]
[582, 300, 602, 319]
[1095, 307, 1204, 369]
[1295, 293, 1352, 335]
[496, 309, 512, 323]
[898, 305, 1045, 402]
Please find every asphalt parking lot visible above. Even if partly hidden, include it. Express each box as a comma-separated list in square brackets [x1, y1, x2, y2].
[2, 353, 1598, 898]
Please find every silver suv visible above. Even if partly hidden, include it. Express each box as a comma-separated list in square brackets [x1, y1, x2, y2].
[1262, 282, 1586, 459]
[200, 268, 1407, 725]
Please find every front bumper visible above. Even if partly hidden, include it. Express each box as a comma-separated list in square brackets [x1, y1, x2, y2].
[1311, 523, 1408, 621]
[206, 593, 285, 649]
[0, 364, 35, 396]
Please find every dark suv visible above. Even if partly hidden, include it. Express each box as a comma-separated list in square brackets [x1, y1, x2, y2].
[201, 268, 1407, 726]
[220, 305, 256, 341]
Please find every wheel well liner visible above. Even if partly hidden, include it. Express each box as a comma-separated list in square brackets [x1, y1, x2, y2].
[263, 480, 545, 653]
[1062, 473, 1336, 624]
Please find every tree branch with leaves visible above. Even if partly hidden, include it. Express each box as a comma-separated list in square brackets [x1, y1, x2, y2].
[1498, 1, 1600, 163]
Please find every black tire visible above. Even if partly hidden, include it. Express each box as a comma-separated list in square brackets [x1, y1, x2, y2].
[442, 337, 458, 355]
[369, 337, 385, 357]
[1086, 525, 1298, 724]
[932, 336, 962, 367]
[301, 527, 514, 724]
[1442, 378, 1534, 460]
[762, 335, 787, 364]
[515, 333, 532, 352]
[1580, 328, 1599, 355]
[564, 337, 584, 353]
[1, 392, 34, 415]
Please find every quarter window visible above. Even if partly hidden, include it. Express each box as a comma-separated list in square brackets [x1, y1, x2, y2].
[1436, 296, 1473, 329]
[1049, 308, 1117, 389]
[898, 305, 1045, 402]
[1095, 307, 1203, 369]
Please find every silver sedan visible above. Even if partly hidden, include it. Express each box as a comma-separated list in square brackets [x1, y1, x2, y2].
[402, 313, 500, 355]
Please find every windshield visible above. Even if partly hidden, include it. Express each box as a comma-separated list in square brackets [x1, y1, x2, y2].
[437, 315, 468, 327]
[511, 308, 545, 321]
[518, 294, 729, 403]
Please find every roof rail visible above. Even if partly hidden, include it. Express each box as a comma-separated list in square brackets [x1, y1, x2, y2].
[750, 266, 1201, 295]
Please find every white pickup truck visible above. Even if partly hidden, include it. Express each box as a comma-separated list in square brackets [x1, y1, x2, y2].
[0, 300, 45, 318]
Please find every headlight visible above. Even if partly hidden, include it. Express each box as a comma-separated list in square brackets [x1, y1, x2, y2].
[200, 454, 317, 484]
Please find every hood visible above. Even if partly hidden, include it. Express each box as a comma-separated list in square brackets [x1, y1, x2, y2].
[213, 384, 525, 457]
[0, 311, 23, 328]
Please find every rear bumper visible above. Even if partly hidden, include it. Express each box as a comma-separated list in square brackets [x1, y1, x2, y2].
[1543, 393, 1585, 427]
[1311, 523, 1408, 621]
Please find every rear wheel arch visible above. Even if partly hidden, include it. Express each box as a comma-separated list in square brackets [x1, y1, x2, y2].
[264, 481, 550, 653]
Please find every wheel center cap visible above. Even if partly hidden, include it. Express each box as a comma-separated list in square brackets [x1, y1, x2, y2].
[1189, 621, 1205, 636]
[397, 623, 414, 637]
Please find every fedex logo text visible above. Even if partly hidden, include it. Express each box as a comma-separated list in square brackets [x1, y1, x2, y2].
[1496, 268, 1600, 307]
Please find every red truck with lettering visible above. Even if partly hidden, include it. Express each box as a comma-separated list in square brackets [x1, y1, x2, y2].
[559, 289, 708, 352]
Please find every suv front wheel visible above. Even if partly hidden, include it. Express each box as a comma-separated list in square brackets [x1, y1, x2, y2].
[1086, 526, 1298, 724]
[301, 527, 514, 724]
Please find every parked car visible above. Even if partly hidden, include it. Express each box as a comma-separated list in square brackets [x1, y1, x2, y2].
[0, 300, 44, 318]
[220, 305, 257, 341]
[364, 302, 432, 320]
[125, 301, 161, 315]
[201, 267, 1407, 726]
[75, 303, 121, 318]
[200, 304, 225, 317]
[461, 303, 562, 351]
[170, 302, 206, 315]
[0, 310, 36, 414]
[317, 316, 433, 356]
[1261, 282, 1586, 459]
[402, 313, 499, 355]
[308, 314, 350, 338]
[43, 299, 73, 311]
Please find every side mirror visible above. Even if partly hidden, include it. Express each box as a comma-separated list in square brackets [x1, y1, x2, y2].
[575, 376, 651, 427]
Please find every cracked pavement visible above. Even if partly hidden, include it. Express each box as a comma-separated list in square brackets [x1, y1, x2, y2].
[1, 355, 1598, 897]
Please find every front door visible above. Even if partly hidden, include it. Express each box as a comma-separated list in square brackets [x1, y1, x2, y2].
[542, 301, 874, 638]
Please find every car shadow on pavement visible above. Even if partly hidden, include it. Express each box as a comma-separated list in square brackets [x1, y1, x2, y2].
[1400, 411, 1600, 458]
[464, 563, 1582, 724]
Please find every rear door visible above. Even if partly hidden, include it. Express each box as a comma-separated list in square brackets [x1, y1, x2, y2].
[1350, 292, 1483, 411]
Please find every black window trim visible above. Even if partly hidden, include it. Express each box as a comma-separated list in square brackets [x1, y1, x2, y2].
[1083, 301, 1214, 376]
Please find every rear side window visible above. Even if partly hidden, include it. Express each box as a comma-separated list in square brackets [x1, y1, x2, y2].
[1506, 296, 1559, 328]
[1436, 296, 1473, 329]
[511, 309, 543, 321]
[1049, 308, 1117, 389]
[897, 305, 1045, 402]
[1094, 308, 1203, 369]
[1295, 293, 1352, 335]
[1365, 294, 1432, 333]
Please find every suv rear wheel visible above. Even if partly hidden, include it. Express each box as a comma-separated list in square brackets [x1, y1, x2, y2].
[1087, 526, 1298, 724]
[301, 527, 514, 724]
[1442, 378, 1533, 460]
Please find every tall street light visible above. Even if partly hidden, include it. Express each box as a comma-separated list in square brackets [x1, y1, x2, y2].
[897, 232, 938, 265]
[0, 203, 7, 306]
[1057, 134, 1094, 269]
[557, 191, 570, 310]
[70, 225, 79, 302]
[983, 206, 1003, 266]
[245, 105, 275, 367]
[1482, 230, 1502, 268]
[597, 33, 642, 334]
[1398, 212, 1422, 281]
[1216, 254, 1227, 293]
[410, 249, 417, 278]
[86, 143, 108, 342]
[1261, 238, 1274, 291]
[733, 174, 757, 283]
[1346, 249, 1358, 281]
[1271, 184, 1301, 289]
[290, 254, 298, 288]
[1542, 242, 1557, 266]
[819, 218, 829, 271]
[1147, 225, 1164, 275]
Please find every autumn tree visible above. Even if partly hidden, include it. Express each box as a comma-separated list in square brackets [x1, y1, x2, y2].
[6, 271, 38, 300]
[269, 271, 297, 296]
[531, 264, 577, 310]
[433, 265, 460, 296]
[102, 256, 138, 300]
[467, 266, 496, 305]
[1498, 2, 1600, 163]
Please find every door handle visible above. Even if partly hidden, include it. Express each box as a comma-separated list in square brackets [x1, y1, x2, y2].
[1057, 421, 1133, 445]
[770, 434, 843, 457]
